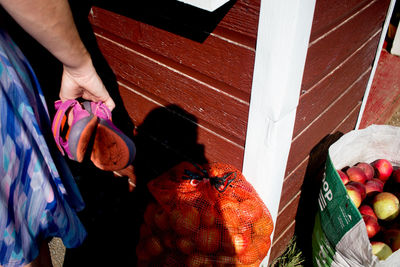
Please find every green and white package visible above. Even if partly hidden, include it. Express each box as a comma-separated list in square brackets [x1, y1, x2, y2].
[312, 125, 400, 267]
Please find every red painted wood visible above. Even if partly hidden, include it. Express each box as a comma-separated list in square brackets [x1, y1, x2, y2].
[270, 106, 361, 262]
[218, 0, 261, 40]
[359, 49, 400, 128]
[302, 0, 390, 92]
[269, 222, 296, 264]
[89, 7, 256, 95]
[286, 72, 370, 179]
[118, 82, 245, 168]
[278, 159, 308, 211]
[278, 103, 361, 212]
[294, 33, 380, 137]
[94, 31, 250, 143]
[310, 0, 372, 42]
[274, 194, 301, 242]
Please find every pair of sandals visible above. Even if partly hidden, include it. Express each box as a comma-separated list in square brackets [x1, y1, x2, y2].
[51, 99, 135, 171]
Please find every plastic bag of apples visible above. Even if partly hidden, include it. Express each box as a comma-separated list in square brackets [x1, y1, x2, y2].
[136, 162, 274, 266]
[312, 125, 400, 266]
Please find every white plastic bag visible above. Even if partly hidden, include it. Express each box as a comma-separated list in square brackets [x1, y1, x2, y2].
[312, 125, 400, 267]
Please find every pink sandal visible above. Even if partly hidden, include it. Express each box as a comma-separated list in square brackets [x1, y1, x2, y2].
[52, 100, 99, 162]
[82, 101, 136, 171]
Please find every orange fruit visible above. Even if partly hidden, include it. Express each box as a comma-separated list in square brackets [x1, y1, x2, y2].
[253, 215, 274, 237]
[162, 232, 176, 250]
[160, 252, 183, 267]
[215, 254, 238, 266]
[253, 236, 271, 259]
[195, 227, 221, 254]
[239, 199, 263, 223]
[155, 190, 175, 205]
[176, 236, 195, 255]
[144, 236, 164, 257]
[222, 232, 250, 255]
[201, 205, 217, 227]
[186, 253, 213, 267]
[139, 223, 152, 238]
[219, 199, 241, 232]
[143, 202, 158, 228]
[136, 241, 150, 261]
[154, 208, 170, 231]
[171, 205, 200, 236]
[237, 243, 259, 265]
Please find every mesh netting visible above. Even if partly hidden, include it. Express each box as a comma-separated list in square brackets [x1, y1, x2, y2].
[136, 162, 274, 266]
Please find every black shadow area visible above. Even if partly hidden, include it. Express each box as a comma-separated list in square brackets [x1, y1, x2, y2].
[63, 105, 208, 266]
[93, 0, 236, 43]
[294, 132, 344, 266]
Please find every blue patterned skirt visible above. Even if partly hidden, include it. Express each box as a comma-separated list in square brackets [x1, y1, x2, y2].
[0, 30, 86, 266]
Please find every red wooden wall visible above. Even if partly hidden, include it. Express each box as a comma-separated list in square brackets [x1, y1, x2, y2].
[88, 0, 260, 170]
[88, 0, 391, 263]
[270, 0, 391, 262]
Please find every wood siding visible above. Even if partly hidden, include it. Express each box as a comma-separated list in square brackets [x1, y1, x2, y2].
[270, 0, 391, 261]
[88, 0, 390, 263]
[89, 1, 259, 170]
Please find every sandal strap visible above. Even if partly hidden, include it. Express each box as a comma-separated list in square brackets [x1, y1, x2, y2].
[51, 99, 78, 156]
[83, 101, 112, 120]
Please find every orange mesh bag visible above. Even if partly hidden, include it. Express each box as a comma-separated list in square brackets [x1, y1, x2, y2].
[136, 162, 274, 266]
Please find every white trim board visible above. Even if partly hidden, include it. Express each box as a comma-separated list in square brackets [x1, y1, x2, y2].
[242, 0, 316, 265]
[177, 0, 230, 12]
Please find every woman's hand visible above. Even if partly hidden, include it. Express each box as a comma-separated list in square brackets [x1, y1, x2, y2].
[60, 59, 115, 111]
[0, 0, 116, 111]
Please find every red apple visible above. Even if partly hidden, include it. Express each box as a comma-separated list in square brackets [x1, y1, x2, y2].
[346, 166, 367, 184]
[372, 192, 400, 221]
[359, 204, 378, 220]
[347, 181, 366, 200]
[346, 183, 364, 208]
[356, 162, 375, 180]
[371, 241, 393, 260]
[383, 229, 400, 252]
[372, 159, 393, 182]
[337, 170, 350, 185]
[362, 215, 380, 238]
[365, 178, 384, 197]
[391, 166, 400, 183]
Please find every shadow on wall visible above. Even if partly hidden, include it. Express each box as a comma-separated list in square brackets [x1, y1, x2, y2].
[93, 0, 237, 43]
[294, 132, 344, 266]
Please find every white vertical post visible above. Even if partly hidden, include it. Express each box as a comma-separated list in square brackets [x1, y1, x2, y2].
[242, 0, 316, 265]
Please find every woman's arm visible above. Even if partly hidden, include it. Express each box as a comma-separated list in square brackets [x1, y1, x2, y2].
[0, 0, 115, 110]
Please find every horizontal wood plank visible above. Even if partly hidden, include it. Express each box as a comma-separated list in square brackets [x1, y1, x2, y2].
[94, 31, 250, 143]
[217, 0, 260, 40]
[310, 0, 372, 41]
[302, 0, 390, 91]
[89, 7, 256, 95]
[294, 32, 380, 137]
